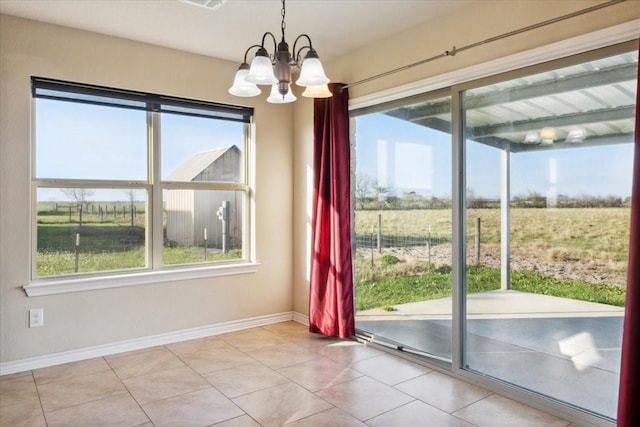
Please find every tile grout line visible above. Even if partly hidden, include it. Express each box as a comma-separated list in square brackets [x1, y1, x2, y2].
[103, 354, 155, 426]
[110, 347, 237, 425]
[29, 369, 48, 426]
[221, 326, 346, 425]
[33, 358, 133, 420]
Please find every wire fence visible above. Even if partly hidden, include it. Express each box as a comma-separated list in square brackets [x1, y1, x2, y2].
[354, 213, 483, 265]
[354, 233, 450, 250]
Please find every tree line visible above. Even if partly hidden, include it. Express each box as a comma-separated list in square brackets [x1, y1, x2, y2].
[355, 175, 630, 210]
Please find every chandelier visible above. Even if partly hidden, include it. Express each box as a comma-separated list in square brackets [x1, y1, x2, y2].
[228, 0, 332, 103]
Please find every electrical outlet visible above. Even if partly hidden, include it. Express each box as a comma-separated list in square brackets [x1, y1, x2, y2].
[29, 308, 44, 328]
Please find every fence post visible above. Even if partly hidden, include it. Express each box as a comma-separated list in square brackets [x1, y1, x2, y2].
[377, 214, 382, 253]
[370, 226, 374, 267]
[475, 217, 481, 265]
[74, 233, 80, 273]
[203, 227, 208, 261]
[427, 226, 432, 268]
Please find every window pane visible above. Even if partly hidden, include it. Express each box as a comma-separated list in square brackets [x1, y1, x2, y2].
[35, 99, 147, 180]
[36, 188, 147, 277]
[463, 49, 636, 420]
[162, 114, 244, 183]
[353, 95, 453, 360]
[163, 189, 244, 265]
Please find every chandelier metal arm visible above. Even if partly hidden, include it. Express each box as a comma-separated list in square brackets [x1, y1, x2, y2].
[242, 44, 264, 64]
[292, 34, 314, 65]
[259, 32, 278, 61]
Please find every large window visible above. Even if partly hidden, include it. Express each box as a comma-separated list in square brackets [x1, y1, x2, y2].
[32, 77, 253, 280]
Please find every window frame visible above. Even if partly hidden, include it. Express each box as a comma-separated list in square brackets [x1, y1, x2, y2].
[26, 78, 258, 296]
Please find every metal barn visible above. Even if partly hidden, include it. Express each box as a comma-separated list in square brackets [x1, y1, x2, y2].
[165, 146, 242, 249]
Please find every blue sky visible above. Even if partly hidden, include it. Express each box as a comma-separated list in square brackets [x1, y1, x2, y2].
[355, 114, 634, 200]
[35, 99, 244, 202]
[35, 99, 634, 203]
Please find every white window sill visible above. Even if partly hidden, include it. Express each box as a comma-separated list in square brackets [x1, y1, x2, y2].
[23, 262, 260, 297]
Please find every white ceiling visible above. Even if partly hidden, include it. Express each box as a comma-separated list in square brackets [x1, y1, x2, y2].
[0, 0, 469, 65]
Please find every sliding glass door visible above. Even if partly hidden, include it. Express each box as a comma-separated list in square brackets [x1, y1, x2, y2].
[461, 47, 636, 419]
[353, 93, 453, 361]
[351, 41, 637, 421]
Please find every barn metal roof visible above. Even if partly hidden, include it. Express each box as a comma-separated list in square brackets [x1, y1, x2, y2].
[385, 50, 638, 153]
[166, 146, 236, 181]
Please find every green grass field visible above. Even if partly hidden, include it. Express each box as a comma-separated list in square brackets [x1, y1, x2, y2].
[355, 207, 631, 263]
[354, 207, 630, 310]
[355, 257, 626, 311]
[35, 208, 241, 276]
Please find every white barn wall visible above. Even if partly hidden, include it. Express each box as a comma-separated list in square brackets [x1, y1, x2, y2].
[166, 190, 241, 248]
[0, 14, 294, 364]
[166, 189, 196, 246]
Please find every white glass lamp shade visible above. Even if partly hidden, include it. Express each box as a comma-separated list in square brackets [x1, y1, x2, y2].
[523, 130, 539, 144]
[566, 128, 586, 143]
[301, 84, 333, 98]
[540, 126, 557, 145]
[296, 57, 330, 87]
[245, 55, 278, 85]
[267, 84, 297, 104]
[228, 68, 261, 97]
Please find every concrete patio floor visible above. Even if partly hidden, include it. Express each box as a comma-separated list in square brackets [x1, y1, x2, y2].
[356, 290, 624, 419]
[357, 289, 624, 320]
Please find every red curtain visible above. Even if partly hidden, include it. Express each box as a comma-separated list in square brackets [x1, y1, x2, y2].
[309, 83, 355, 338]
[618, 40, 640, 426]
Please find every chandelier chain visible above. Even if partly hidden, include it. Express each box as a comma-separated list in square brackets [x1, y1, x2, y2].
[281, 0, 286, 40]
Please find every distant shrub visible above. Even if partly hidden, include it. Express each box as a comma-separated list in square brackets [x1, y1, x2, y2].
[380, 254, 401, 265]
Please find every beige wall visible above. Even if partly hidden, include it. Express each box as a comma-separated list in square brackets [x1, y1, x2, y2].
[0, 15, 294, 363]
[291, 0, 640, 315]
[2, 0, 638, 365]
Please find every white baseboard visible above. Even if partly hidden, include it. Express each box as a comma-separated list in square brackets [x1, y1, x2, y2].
[292, 311, 309, 326]
[1, 311, 308, 376]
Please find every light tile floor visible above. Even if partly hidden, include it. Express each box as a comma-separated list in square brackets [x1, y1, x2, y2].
[0, 321, 575, 427]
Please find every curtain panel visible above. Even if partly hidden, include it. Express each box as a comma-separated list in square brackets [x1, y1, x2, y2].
[617, 39, 640, 426]
[309, 83, 355, 338]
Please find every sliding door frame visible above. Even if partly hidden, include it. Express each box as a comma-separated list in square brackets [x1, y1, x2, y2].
[350, 25, 639, 427]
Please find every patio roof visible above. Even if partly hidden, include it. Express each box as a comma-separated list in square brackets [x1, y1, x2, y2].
[385, 51, 638, 153]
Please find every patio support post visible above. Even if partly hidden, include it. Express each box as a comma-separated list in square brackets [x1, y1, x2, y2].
[500, 146, 511, 290]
